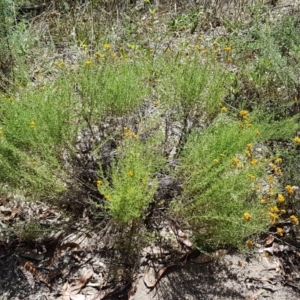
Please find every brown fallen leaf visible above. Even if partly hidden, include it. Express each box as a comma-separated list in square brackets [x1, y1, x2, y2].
[20, 261, 50, 287]
[264, 235, 275, 246]
[51, 242, 80, 265]
[70, 268, 94, 293]
[143, 264, 174, 288]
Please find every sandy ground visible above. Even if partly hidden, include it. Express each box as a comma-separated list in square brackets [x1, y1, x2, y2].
[130, 253, 299, 300]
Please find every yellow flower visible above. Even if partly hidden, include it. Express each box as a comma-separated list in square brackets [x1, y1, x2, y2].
[223, 46, 232, 52]
[276, 227, 284, 236]
[274, 167, 282, 176]
[267, 176, 274, 184]
[220, 153, 225, 157]
[269, 187, 275, 196]
[8, 97, 13, 102]
[246, 240, 254, 248]
[195, 45, 204, 51]
[104, 194, 110, 200]
[285, 185, 294, 195]
[280, 209, 286, 214]
[247, 144, 253, 150]
[227, 57, 233, 63]
[290, 215, 299, 225]
[127, 170, 134, 177]
[100, 54, 105, 59]
[30, 121, 36, 129]
[243, 212, 251, 221]
[250, 159, 258, 166]
[245, 150, 251, 158]
[97, 180, 103, 187]
[277, 194, 285, 203]
[221, 106, 227, 112]
[212, 41, 218, 47]
[239, 110, 249, 119]
[104, 43, 111, 50]
[275, 157, 282, 164]
[293, 137, 300, 144]
[85, 60, 92, 66]
[237, 163, 243, 169]
[248, 174, 255, 180]
[270, 206, 280, 213]
[269, 213, 278, 223]
[153, 101, 159, 106]
[39, 86, 45, 91]
[213, 159, 219, 164]
[56, 61, 65, 67]
[255, 130, 260, 135]
[111, 53, 117, 59]
[232, 157, 239, 165]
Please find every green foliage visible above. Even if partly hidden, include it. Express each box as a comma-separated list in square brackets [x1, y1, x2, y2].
[95, 127, 166, 224]
[172, 111, 299, 249]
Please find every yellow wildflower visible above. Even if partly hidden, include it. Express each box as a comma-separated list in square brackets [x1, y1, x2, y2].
[269, 213, 278, 223]
[280, 209, 286, 214]
[221, 106, 227, 112]
[153, 101, 159, 106]
[111, 53, 117, 59]
[8, 97, 13, 102]
[248, 174, 255, 180]
[245, 150, 251, 158]
[213, 159, 219, 164]
[276, 227, 284, 236]
[277, 194, 285, 203]
[255, 130, 260, 135]
[39, 86, 45, 91]
[247, 144, 253, 150]
[104, 43, 111, 50]
[100, 54, 105, 59]
[250, 159, 258, 166]
[232, 157, 239, 165]
[212, 41, 218, 47]
[290, 215, 299, 225]
[239, 110, 249, 119]
[104, 194, 110, 200]
[30, 121, 36, 129]
[246, 240, 254, 248]
[127, 170, 134, 177]
[223, 46, 232, 52]
[220, 153, 225, 157]
[269, 187, 275, 196]
[267, 176, 274, 184]
[275, 157, 282, 164]
[97, 180, 103, 187]
[243, 212, 251, 221]
[285, 185, 294, 195]
[195, 45, 204, 51]
[56, 61, 65, 67]
[85, 60, 92, 66]
[274, 167, 282, 176]
[227, 57, 233, 63]
[270, 206, 280, 213]
[293, 137, 300, 144]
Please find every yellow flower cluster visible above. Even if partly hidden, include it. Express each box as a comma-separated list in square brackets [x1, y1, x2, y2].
[243, 212, 251, 221]
[293, 136, 300, 144]
[290, 215, 299, 225]
[123, 127, 138, 139]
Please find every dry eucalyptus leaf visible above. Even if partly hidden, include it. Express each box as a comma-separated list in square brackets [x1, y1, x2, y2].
[264, 235, 275, 246]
